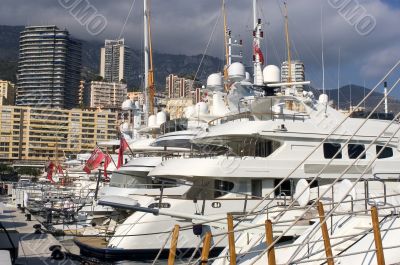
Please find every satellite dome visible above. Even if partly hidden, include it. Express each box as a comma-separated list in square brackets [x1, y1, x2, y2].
[319, 94, 329, 105]
[184, 105, 195, 118]
[196, 102, 208, 115]
[228, 62, 246, 82]
[120, 122, 131, 133]
[156, 111, 167, 125]
[263, 65, 280, 84]
[207, 73, 223, 91]
[134, 101, 140, 109]
[148, 115, 157, 127]
[122, 99, 133, 110]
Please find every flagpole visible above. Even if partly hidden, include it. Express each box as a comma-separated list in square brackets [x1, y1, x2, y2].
[122, 136, 135, 157]
[106, 152, 117, 168]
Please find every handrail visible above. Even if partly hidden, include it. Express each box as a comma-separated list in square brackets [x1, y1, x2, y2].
[208, 111, 309, 126]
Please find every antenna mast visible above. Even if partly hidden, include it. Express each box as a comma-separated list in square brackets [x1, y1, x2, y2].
[147, 0, 155, 115]
[144, 0, 150, 121]
[284, 2, 292, 84]
[223, 0, 229, 91]
[253, 0, 264, 85]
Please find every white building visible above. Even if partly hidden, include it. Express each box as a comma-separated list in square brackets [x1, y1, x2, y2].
[87, 81, 127, 108]
[100, 39, 132, 85]
[281, 60, 305, 91]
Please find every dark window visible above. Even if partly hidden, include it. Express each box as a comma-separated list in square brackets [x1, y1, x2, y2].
[274, 179, 292, 196]
[214, 180, 234, 197]
[323, 143, 342, 159]
[376, 145, 393, 159]
[348, 144, 366, 159]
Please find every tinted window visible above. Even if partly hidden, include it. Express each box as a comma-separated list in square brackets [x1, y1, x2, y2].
[376, 145, 393, 159]
[348, 144, 366, 159]
[323, 143, 342, 159]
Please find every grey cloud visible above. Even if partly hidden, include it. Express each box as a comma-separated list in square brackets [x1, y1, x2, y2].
[0, 0, 399, 91]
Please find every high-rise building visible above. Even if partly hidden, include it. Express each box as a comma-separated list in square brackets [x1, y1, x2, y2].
[0, 105, 118, 161]
[281, 60, 305, 91]
[16, 25, 82, 109]
[100, 39, 132, 86]
[166, 74, 197, 99]
[0, 80, 16, 106]
[86, 81, 127, 108]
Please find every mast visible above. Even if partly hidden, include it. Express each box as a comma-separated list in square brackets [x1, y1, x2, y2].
[337, 48, 340, 110]
[223, 0, 229, 91]
[147, 1, 155, 115]
[144, 0, 150, 121]
[253, 0, 263, 85]
[284, 2, 292, 84]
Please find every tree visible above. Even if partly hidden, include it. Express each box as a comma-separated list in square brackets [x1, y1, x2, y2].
[0, 163, 13, 174]
[16, 167, 42, 177]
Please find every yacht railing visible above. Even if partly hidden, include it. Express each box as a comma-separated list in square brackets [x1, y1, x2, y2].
[208, 111, 310, 126]
[148, 60, 400, 265]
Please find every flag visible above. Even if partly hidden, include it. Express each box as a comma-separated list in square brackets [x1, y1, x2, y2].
[47, 162, 55, 183]
[57, 164, 64, 175]
[103, 154, 112, 179]
[83, 147, 105, 174]
[117, 137, 129, 169]
[253, 42, 265, 65]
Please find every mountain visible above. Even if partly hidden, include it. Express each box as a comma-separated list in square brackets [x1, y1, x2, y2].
[307, 84, 400, 113]
[0, 25, 223, 90]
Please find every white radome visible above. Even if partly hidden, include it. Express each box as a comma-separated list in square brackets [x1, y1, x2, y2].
[263, 65, 280, 84]
[228, 62, 246, 82]
[122, 99, 133, 110]
[207, 73, 223, 90]
[156, 111, 167, 125]
[319, 94, 329, 105]
[196, 102, 208, 115]
[148, 115, 157, 127]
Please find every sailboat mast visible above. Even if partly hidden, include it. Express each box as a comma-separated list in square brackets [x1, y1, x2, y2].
[144, 0, 149, 120]
[284, 2, 292, 83]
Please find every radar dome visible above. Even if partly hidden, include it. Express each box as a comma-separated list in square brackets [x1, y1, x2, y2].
[148, 115, 157, 127]
[134, 101, 140, 109]
[207, 73, 223, 90]
[184, 105, 195, 118]
[228, 62, 246, 82]
[156, 111, 167, 125]
[263, 65, 280, 84]
[120, 122, 131, 133]
[196, 102, 208, 115]
[319, 94, 329, 105]
[122, 99, 133, 110]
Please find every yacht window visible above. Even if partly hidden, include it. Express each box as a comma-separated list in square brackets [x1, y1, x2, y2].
[255, 141, 272, 157]
[348, 144, 366, 159]
[376, 145, 393, 159]
[323, 143, 342, 159]
[214, 180, 234, 198]
[251, 179, 263, 198]
[274, 179, 293, 196]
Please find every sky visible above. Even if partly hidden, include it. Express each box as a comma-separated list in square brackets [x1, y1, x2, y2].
[1, 0, 399, 95]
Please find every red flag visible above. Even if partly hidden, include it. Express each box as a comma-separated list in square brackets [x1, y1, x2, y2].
[103, 154, 112, 179]
[57, 164, 64, 175]
[117, 137, 129, 169]
[83, 147, 105, 174]
[253, 42, 265, 65]
[47, 162, 55, 183]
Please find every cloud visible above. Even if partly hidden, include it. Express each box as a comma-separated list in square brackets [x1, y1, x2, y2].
[0, 0, 399, 91]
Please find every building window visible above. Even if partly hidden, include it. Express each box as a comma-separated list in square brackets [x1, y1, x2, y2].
[376, 145, 393, 159]
[323, 143, 342, 159]
[348, 144, 366, 159]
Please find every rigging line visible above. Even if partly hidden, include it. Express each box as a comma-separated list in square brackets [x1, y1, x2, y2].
[321, 0, 325, 94]
[118, 0, 137, 39]
[192, 10, 222, 90]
